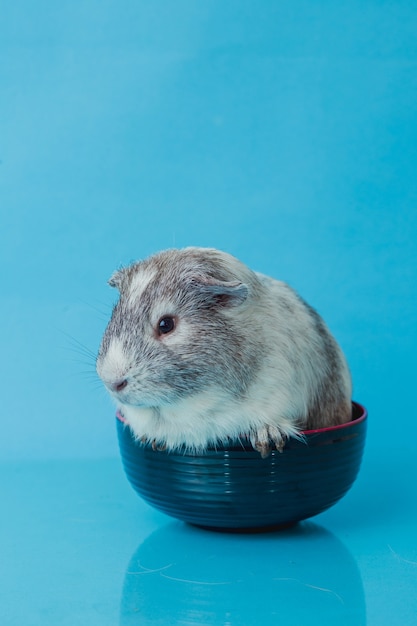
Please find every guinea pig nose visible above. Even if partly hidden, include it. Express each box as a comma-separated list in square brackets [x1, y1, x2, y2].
[110, 379, 128, 393]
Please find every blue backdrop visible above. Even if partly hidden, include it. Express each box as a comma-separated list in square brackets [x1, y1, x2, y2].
[1, 3, 417, 624]
[2, 0, 415, 461]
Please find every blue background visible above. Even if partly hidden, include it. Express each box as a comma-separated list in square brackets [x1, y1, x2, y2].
[1, 1, 416, 624]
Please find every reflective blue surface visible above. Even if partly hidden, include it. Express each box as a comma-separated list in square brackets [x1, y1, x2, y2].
[2, 456, 417, 625]
[1, 1, 417, 624]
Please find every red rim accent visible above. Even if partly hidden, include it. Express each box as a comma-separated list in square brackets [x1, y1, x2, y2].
[300, 402, 367, 435]
[116, 410, 127, 423]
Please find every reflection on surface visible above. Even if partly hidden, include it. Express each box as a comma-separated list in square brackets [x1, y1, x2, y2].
[120, 521, 365, 625]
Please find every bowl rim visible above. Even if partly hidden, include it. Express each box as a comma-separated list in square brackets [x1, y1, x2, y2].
[116, 401, 367, 436]
[300, 401, 367, 435]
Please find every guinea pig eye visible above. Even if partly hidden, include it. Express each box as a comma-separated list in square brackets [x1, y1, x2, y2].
[157, 316, 176, 336]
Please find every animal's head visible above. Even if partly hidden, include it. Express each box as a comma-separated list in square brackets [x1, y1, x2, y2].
[96, 248, 261, 408]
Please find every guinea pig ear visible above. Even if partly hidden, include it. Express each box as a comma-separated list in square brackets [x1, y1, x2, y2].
[199, 279, 249, 307]
[108, 268, 126, 290]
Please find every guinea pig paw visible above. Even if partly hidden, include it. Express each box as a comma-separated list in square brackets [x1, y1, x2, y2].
[139, 436, 166, 451]
[151, 439, 166, 452]
[251, 425, 287, 458]
[269, 426, 287, 453]
[255, 441, 272, 459]
[251, 426, 272, 458]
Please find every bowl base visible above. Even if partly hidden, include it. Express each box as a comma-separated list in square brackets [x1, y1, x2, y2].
[189, 520, 299, 534]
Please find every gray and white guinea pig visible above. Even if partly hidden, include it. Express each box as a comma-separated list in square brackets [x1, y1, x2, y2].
[96, 247, 352, 457]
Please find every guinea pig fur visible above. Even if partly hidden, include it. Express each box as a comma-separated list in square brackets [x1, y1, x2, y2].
[96, 247, 352, 457]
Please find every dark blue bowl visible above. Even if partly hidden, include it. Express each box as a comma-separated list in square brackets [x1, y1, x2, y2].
[116, 402, 367, 531]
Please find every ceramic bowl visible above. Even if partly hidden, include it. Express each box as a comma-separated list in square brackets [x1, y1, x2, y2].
[116, 401, 367, 531]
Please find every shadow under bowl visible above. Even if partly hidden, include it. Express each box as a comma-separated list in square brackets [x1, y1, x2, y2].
[116, 401, 367, 531]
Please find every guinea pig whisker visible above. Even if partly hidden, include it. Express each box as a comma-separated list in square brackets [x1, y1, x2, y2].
[77, 297, 113, 320]
[59, 330, 98, 363]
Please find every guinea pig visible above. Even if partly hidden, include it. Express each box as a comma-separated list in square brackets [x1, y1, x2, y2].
[96, 247, 352, 457]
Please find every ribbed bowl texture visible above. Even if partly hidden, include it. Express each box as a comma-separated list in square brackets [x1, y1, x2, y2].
[116, 401, 367, 531]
